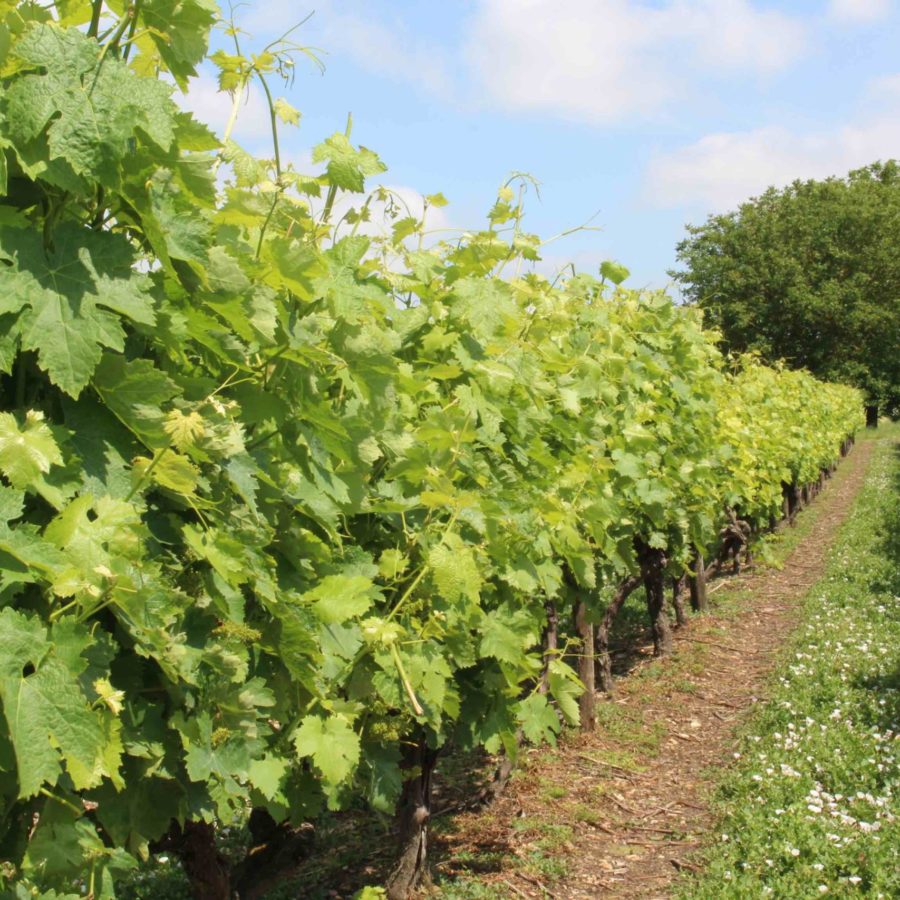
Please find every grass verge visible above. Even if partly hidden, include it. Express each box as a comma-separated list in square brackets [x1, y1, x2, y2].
[676, 436, 899, 898]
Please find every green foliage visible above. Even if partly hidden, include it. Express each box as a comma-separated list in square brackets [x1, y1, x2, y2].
[717, 358, 864, 524]
[672, 163, 900, 412]
[0, 1, 865, 894]
[0, 224, 156, 395]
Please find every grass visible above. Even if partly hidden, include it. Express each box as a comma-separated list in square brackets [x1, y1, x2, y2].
[537, 777, 568, 801]
[676, 434, 900, 899]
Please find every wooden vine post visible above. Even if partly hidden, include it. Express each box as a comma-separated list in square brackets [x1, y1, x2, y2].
[562, 567, 599, 731]
[540, 600, 559, 694]
[688, 550, 709, 613]
[672, 575, 688, 627]
[574, 596, 597, 731]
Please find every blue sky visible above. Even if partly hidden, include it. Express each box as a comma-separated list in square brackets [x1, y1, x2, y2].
[186, 0, 900, 291]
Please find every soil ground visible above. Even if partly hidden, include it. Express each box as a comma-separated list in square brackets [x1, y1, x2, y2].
[431, 439, 875, 899]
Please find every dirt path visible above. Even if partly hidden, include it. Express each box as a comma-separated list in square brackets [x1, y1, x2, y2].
[435, 441, 875, 899]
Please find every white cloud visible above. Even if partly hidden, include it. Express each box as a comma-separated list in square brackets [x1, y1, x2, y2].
[827, 0, 892, 23]
[867, 72, 900, 98]
[644, 85, 900, 210]
[464, 0, 807, 124]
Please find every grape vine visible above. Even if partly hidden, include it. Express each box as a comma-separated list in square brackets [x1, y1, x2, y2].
[0, 3, 863, 897]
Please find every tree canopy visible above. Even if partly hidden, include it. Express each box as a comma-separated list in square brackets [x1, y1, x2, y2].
[672, 162, 900, 415]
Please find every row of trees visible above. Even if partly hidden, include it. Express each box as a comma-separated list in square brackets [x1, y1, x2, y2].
[0, 2, 865, 897]
[673, 162, 900, 422]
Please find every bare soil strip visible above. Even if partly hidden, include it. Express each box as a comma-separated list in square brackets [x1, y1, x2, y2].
[434, 441, 875, 899]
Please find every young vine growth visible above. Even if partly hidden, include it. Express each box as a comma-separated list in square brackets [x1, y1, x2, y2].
[0, 2, 863, 896]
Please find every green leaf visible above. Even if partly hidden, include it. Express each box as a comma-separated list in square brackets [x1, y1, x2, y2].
[312, 133, 387, 193]
[378, 548, 408, 580]
[46, 494, 144, 572]
[448, 276, 517, 338]
[363, 743, 402, 814]
[0, 517, 67, 584]
[0, 225, 156, 396]
[140, 167, 211, 270]
[547, 660, 582, 726]
[303, 574, 381, 625]
[0, 484, 24, 522]
[92, 354, 179, 449]
[164, 409, 205, 450]
[612, 450, 642, 480]
[600, 260, 630, 285]
[248, 754, 289, 802]
[0, 608, 122, 797]
[132, 450, 198, 496]
[479, 605, 538, 665]
[293, 714, 360, 786]
[312, 236, 390, 323]
[61, 395, 142, 499]
[134, 0, 218, 90]
[516, 693, 561, 745]
[5, 24, 176, 189]
[274, 98, 301, 126]
[263, 236, 324, 300]
[182, 713, 251, 783]
[0, 410, 62, 489]
[183, 525, 247, 585]
[354, 888, 387, 900]
[428, 533, 481, 604]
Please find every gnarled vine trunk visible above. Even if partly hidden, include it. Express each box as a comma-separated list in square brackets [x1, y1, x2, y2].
[232, 810, 315, 899]
[596, 574, 643, 694]
[385, 741, 441, 900]
[783, 480, 800, 524]
[156, 821, 231, 900]
[636, 542, 672, 656]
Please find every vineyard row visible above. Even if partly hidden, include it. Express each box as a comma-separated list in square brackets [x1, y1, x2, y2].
[0, 5, 865, 898]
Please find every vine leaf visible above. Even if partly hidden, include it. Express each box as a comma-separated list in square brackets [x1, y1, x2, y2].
[92, 353, 179, 449]
[303, 574, 381, 625]
[312, 133, 387, 193]
[516, 693, 561, 746]
[0, 411, 63, 489]
[247, 754, 289, 802]
[479, 604, 538, 665]
[293, 714, 360, 788]
[182, 713, 252, 783]
[0, 484, 24, 523]
[0, 225, 156, 396]
[4, 24, 177, 193]
[428, 534, 482, 604]
[0, 608, 122, 798]
[132, 0, 219, 90]
[4, 24, 176, 190]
